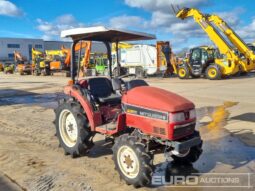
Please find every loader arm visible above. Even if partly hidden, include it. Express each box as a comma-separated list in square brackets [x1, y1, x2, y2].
[176, 8, 240, 75]
[208, 14, 255, 71]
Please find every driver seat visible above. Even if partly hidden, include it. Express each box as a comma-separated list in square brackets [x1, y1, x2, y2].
[87, 77, 121, 105]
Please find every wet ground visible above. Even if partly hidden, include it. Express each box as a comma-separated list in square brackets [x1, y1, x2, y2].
[0, 73, 254, 191]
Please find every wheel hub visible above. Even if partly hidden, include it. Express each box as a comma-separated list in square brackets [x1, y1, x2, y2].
[117, 145, 139, 179]
[59, 109, 78, 147]
[124, 155, 134, 169]
[209, 68, 217, 77]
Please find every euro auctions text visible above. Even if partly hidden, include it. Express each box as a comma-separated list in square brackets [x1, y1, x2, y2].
[152, 173, 251, 188]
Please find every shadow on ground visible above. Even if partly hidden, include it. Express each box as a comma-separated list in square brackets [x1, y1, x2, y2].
[231, 112, 255, 123]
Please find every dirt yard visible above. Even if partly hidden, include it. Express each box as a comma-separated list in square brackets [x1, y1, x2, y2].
[0, 73, 254, 191]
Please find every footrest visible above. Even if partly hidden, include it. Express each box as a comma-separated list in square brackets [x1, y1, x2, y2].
[96, 122, 117, 131]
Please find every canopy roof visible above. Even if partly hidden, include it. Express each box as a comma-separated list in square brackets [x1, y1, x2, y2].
[61, 26, 156, 42]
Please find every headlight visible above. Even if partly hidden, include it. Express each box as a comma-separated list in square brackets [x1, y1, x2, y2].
[189, 109, 196, 119]
[170, 109, 196, 123]
[170, 112, 185, 123]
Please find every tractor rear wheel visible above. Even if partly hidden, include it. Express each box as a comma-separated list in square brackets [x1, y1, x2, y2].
[206, 65, 221, 80]
[112, 134, 153, 187]
[55, 99, 93, 157]
[178, 66, 190, 79]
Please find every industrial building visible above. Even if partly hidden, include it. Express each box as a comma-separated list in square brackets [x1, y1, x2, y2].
[0, 37, 106, 63]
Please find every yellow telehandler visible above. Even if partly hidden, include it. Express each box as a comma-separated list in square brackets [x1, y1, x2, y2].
[176, 8, 241, 79]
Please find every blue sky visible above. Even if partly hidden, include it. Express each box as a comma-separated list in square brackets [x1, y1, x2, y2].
[0, 0, 255, 52]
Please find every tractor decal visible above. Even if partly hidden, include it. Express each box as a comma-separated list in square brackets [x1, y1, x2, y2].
[123, 104, 168, 121]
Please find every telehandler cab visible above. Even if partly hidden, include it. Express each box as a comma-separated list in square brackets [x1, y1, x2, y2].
[178, 46, 222, 79]
[55, 26, 203, 187]
[176, 8, 241, 80]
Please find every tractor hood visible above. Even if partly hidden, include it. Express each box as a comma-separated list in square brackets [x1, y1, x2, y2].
[122, 86, 194, 112]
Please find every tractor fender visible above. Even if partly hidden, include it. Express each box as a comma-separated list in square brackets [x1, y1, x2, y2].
[64, 85, 98, 130]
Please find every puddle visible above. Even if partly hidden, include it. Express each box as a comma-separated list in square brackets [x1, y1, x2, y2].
[196, 101, 239, 129]
[0, 92, 66, 109]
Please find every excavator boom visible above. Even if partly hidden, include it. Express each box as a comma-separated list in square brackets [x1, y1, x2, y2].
[62, 41, 91, 67]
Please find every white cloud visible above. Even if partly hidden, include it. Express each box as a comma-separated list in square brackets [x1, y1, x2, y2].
[122, 0, 212, 50]
[109, 15, 144, 28]
[119, 1, 250, 51]
[0, 0, 23, 17]
[216, 7, 245, 27]
[36, 14, 85, 40]
[124, 0, 210, 13]
[237, 18, 255, 43]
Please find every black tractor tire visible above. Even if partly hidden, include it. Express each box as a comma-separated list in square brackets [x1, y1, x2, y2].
[205, 65, 222, 80]
[172, 138, 203, 164]
[112, 134, 153, 187]
[55, 99, 93, 157]
[177, 66, 190, 79]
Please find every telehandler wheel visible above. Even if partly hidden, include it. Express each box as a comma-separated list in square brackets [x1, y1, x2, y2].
[177, 66, 189, 79]
[112, 134, 153, 187]
[172, 137, 203, 164]
[55, 99, 93, 158]
[206, 65, 221, 80]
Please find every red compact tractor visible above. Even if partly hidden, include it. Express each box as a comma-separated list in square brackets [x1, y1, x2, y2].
[55, 26, 203, 187]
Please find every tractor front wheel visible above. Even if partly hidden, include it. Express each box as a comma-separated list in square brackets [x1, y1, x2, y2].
[172, 142, 203, 164]
[112, 134, 153, 187]
[55, 99, 93, 157]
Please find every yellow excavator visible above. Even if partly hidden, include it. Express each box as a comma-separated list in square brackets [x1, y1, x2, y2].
[45, 49, 69, 76]
[61, 41, 91, 77]
[207, 14, 255, 73]
[176, 8, 241, 80]
[32, 48, 50, 76]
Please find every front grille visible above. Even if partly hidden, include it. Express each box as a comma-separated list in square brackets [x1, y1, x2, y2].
[173, 123, 195, 138]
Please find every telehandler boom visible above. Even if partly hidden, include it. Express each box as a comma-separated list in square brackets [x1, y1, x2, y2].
[176, 8, 241, 78]
[207, 14, 255, 72]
